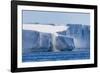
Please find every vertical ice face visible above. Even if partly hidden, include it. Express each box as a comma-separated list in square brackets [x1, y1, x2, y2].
[56, 36, 75, 51]
[39, 32, 53, 52]
[66, 24, 90, 50]
[22, 30, 40, 53]
[22, 30, 53, 53]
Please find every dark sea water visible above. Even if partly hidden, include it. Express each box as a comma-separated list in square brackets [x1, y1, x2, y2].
[22, 50, 90, 62]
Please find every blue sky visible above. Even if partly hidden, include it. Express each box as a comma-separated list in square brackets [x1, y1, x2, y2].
[22, 10, 90, 25]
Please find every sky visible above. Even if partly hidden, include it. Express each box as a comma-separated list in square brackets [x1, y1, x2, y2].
[22, 10, 90, 25]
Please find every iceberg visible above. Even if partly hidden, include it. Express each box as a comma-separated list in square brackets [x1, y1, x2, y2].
[56, 36, 75, 51]
[22, 30, 53, 53]
[22, 30, 40, 53]
[31, 32, 53, 52]
[66, 24, 90, 49]
[22, 24, 90, 53]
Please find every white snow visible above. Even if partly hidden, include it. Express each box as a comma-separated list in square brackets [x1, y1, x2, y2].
[23, 24, 69, 34]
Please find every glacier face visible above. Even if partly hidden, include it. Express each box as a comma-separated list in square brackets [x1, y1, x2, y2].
[66, 24, 90, 50]
[22, 30, 53, 53]
[22, 24, 90, 53]
[56, 36, 75, 51]
[22, 30, 40, 53]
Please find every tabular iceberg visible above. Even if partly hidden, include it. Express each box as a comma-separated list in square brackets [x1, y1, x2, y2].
[22, 24, 90, 53]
